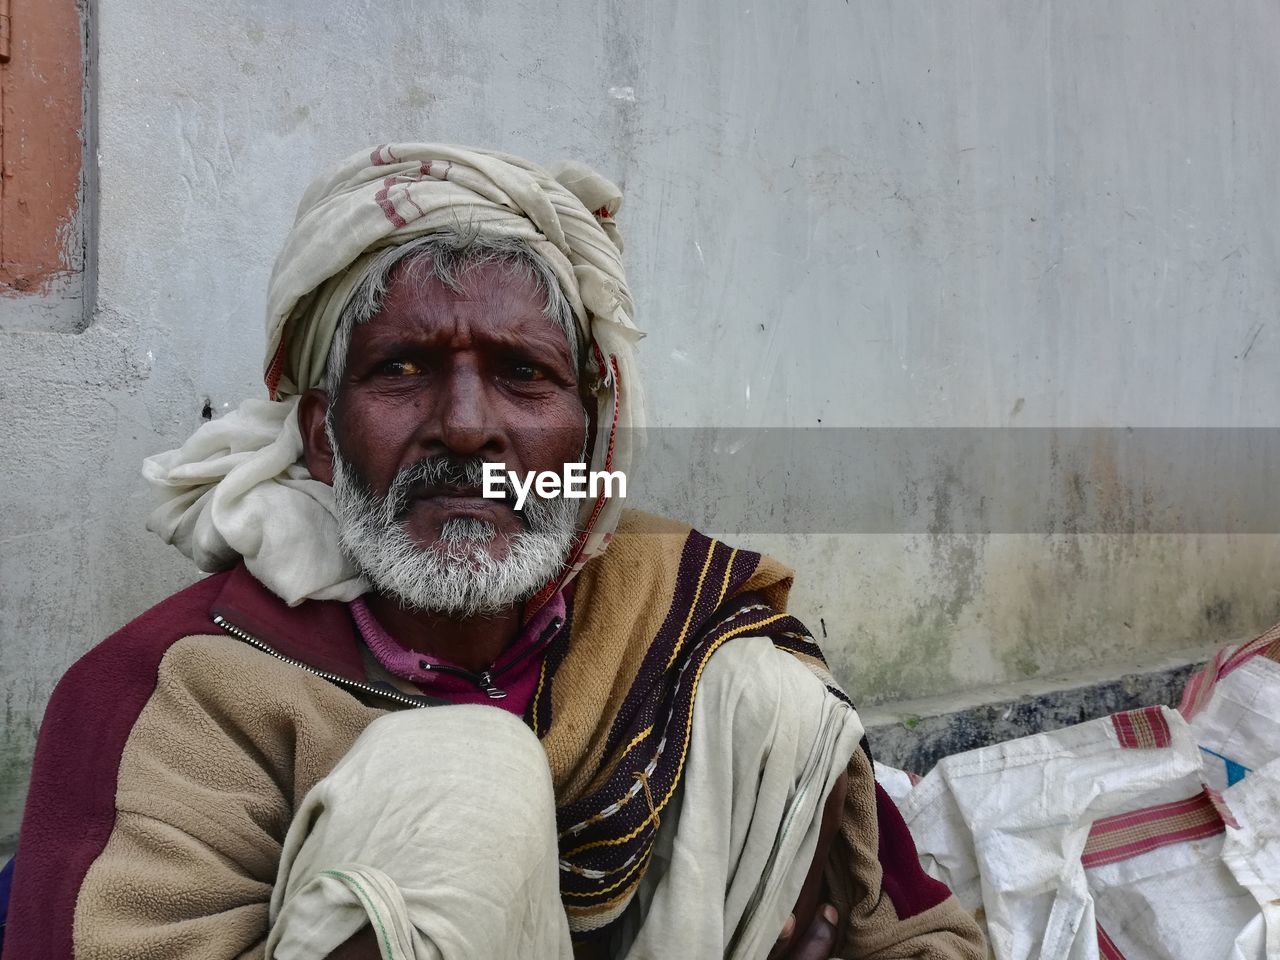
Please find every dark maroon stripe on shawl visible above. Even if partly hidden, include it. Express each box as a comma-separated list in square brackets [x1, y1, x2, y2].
[527, 605, 574, 738]
[3, 573, 231, 960]
[556, 538, 753, 830]
[599, 535, 754, 761]
[557, 605, 815, 888]
[523, 524, 857, 925]
[874, 782, 952, 919]
[773, 633, 825, 660]
[551, 525, 833, 905]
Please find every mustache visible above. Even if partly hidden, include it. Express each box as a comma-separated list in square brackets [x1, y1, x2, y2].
[385, 456, 514, 517]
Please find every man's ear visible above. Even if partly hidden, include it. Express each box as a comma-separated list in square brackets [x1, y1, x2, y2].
[298, 388, 336, 485]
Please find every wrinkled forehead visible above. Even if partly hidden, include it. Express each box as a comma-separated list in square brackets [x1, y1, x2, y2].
[355, 261, 574, 359]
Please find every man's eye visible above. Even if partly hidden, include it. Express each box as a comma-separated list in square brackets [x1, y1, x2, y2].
[508, 362, 546, 382]
[379, 359, 423, 376]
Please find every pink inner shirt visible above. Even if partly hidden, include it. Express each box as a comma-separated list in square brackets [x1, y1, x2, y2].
[350, 591, 566, 716]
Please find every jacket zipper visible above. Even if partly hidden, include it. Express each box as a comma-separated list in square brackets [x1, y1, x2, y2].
[214, 613, 564, 704]
[493, 616, 563, 682]
[212, 615, 429, 710]
[411, 615, 564, 700]
[412, 659, 508, 699]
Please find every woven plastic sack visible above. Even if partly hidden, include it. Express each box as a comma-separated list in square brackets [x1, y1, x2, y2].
[884, 624, 1280, 960]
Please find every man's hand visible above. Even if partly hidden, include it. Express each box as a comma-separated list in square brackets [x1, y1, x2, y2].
[767, 770, 850, 960]
[769, 903, 840, 960]
[326, 925, 380, 959]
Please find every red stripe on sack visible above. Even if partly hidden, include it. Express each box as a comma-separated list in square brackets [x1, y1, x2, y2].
[1083, 790, 1226, 868]
[1180, 619, 1280, 720]
[1097, 923, 1126, 960]
[1223, 624, 1280, 673]
[1089, 793, 1208, 836]
[1085, 821, 1224, 868]
[1112, 705, 1171, 749]
[1177, 671, 1209, 721]
[1205, 787, 1241, 829]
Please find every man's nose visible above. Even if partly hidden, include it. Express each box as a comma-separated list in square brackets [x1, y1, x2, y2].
[427, 363, 505, 458]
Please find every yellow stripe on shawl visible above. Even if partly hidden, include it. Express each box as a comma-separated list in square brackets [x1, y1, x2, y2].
[561, 841, 655, 902]
[560, 612, 788, 858]
[663, 541, 721, 670]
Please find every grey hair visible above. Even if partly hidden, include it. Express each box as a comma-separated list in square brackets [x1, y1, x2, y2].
[322, 231, 580, 401]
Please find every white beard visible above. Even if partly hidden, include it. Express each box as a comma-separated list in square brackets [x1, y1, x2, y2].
[329, 445, 578, 618]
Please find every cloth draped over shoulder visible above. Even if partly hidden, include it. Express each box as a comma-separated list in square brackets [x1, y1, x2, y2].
[531, 513, 984, 953]
[530, 514, 857, 936]
[141, 143, 643, 608]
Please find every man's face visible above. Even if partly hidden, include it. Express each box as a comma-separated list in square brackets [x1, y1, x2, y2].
[301, 257, 588, 614]
[333, 259, 585, 555]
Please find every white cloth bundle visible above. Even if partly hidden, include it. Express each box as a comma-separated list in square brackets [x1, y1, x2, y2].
[142, 399, 363, 601]
[144, 143, 644, 605]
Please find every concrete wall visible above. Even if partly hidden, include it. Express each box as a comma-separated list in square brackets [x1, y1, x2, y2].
[3, 0, 1280, 848]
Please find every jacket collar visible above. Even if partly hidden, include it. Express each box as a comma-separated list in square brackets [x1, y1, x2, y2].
[209, 563, 367, 681]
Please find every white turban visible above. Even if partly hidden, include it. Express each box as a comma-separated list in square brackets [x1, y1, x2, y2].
[143, 143, 644, 607]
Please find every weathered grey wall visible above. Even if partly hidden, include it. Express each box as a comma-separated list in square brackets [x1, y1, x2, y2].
[3, 0, 1280, 848]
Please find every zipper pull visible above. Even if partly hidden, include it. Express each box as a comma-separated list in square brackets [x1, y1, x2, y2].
[477, 671, 508, 700]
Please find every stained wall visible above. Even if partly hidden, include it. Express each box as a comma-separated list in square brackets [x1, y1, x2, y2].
[3, 0, 1279, 848]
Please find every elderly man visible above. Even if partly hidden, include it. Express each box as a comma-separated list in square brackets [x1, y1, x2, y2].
[3, 145, 983, 960]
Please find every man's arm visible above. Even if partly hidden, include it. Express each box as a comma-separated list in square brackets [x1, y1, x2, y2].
[4, 630, 372, 960]
[3, 578, 231, 960]
[823, 747, 986, 960]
